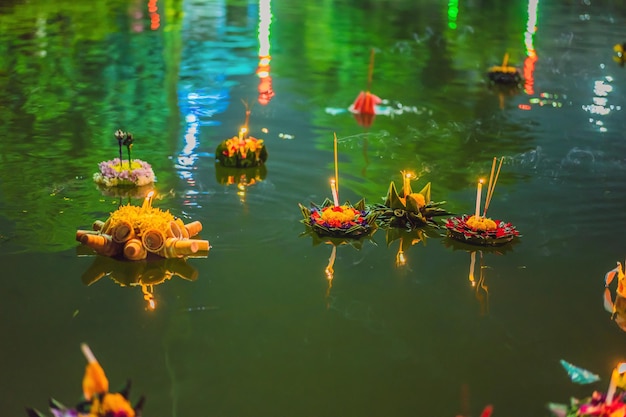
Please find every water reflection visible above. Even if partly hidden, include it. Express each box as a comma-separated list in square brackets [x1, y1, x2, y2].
[214, 164, 268, 204]
[444, 239, 518, 316]
[81, 255, 200, 311]
[385, 227, 429, 270]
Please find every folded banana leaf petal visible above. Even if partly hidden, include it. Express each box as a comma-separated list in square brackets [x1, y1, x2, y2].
[373, 181, 450, 229]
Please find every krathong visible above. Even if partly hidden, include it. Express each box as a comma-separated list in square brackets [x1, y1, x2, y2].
[604, 261, 626, 332]
[76, 191, 210, 260]
[300, 198, 378, 239]
[81, 256, 200, 311]
[487, 53, 523, 85]
[369, 170, 450, 228]
[349, 48, 382, 127]
[93, 130, 155, 188]
[549, 362, 626, 417]
[25, 343, 144, 417]
[445, 214, 519, 246]
[215, 103, 268, 168]
[298, 133, 377, 239]
[445, 157, 520, 246]
[605, 260, 626, 298]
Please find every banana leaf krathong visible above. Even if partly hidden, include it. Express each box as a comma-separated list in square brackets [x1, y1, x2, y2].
[369, 181, 450, 229]
[444, 214, 520, 247]
[299, 198, 379, 240]
[215, 133, 268, 168]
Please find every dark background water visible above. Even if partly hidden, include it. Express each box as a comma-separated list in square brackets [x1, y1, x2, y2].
[2, 0, 626, 416]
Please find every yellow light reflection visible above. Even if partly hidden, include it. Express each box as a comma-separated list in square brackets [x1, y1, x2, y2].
[325, 245, 337, 305]
[468, 251, 489, 315]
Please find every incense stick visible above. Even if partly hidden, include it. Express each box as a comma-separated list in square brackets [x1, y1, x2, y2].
[484, 157, 504, 215]
[81, 343, 98, 364]
[483, 157, 497, 217]
[333, 132, 339, 197]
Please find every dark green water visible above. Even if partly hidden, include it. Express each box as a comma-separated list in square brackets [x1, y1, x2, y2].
[2, 0, 626, 416]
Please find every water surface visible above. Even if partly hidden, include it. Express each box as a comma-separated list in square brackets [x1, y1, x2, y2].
[2, 0, 626, 416]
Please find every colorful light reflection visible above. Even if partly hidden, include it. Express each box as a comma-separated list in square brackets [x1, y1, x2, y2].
[148, 0, 160, 31]
[523, 0, 538, 95]
[447, 0, 459, 30]
[257, 0, 274, 105]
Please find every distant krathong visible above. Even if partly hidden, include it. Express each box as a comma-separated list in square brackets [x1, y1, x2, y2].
[216, 103, 268, 168]
[93, 130, 155, 188]
[93, 158, 155, 187]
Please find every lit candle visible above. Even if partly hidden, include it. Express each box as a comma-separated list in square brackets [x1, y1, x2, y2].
[606, 362, 626, 404]
[475, 179, 483, 219]
[330, 179, 339, 207]
[403, 171, 412, 197]
[239, 127, 247, 140]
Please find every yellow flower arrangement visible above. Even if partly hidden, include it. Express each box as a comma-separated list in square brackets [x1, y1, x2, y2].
[109, 204, 177, 235]
[466, 215, 497, 231]
[315, 205, 362, 227]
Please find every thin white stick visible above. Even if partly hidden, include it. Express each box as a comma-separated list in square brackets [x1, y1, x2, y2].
[81, 343, 98, 364]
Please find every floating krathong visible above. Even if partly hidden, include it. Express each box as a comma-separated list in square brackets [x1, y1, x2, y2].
[549, 362, 626, 417]
[26, 344, 144, 417]
[445, 157, 520, 246]
[349, 49, 382, 126]
[370, 170, 450, 229]
[606, 260, 626, 298]
[487, 53, 523, 85]
[215, 103, 268, 168]
[299, 133, 378, 239]
[76, 191, 210, 260]
[93, 130, 156, 188]
[300, 198, 378, 240]
[604, 261, 626, 332]
[81, 256, 200, 310]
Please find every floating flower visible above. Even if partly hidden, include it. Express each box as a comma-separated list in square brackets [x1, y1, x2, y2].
[93, 158, 155, 187]
[25, 344, 145, 417]
[549, 391, 626, 417]
[299, 198, 378, 239]
[445, 214, 520, 246]
[369, 178, 450, 229]
[215, 134, 268, 168]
